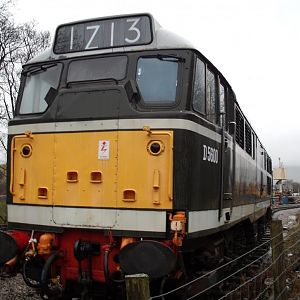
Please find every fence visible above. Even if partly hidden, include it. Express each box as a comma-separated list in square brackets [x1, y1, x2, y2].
[126, 219, 300, 300]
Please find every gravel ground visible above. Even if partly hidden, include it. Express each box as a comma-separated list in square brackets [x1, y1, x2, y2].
[273, 207, 300, 228]
[0, 273, 41, 300]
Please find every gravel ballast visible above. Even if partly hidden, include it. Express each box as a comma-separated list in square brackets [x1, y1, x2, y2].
[0, 273, 41, 300]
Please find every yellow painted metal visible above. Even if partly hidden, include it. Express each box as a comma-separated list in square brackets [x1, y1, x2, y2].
[11, 133, 54, 204]
[117, 130, 173, 209]
[142, 127, 173, 201]
[11, 130, 173, 210]
[10, 132, 33, 195]
[53, 131, 118, 208]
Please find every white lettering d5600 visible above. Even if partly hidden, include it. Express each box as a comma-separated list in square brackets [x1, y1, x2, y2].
[203, 145, 218, 164]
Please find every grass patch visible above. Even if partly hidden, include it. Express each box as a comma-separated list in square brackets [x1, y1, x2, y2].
[0, 197, 7, 224]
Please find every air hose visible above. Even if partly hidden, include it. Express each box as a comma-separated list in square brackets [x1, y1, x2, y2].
[22, 258, 42, 288]
[40, 250, 62, 299]
[104, 250, 124, 284]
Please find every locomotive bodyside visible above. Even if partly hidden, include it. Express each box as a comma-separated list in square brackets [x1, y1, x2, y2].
[1, 14, 272, 299]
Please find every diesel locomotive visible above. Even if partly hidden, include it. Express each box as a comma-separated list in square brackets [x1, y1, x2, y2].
[0, 13, 272, 299]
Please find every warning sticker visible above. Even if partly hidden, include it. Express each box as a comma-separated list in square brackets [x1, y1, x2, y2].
[98, 140, 110, 160]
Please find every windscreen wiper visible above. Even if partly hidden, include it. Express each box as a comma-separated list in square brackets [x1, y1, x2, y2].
[23, 63, 57, 77]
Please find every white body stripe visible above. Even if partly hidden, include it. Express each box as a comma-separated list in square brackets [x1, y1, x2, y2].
[8, 200, 270, 234]
[7, 205, 167, 232]
[8, 118, 221, 143]
[188, 200, 270, 233]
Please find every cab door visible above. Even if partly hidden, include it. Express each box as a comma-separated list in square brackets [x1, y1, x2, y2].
[219, 82, 234, 220]
[10, 132, 55, 206]
[116, 127, 173, 210]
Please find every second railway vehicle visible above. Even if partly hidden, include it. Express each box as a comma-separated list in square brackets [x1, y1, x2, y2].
[0, 13, 272, 299]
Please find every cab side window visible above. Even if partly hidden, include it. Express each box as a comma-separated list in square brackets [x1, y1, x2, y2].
[206, 68, 217, 124]
[192, 58, 220, 126]
[136, 57, 178, 105]
[192, 58, 205, 115]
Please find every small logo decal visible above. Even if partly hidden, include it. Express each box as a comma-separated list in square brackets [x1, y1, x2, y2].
[98, 140, 110, 160]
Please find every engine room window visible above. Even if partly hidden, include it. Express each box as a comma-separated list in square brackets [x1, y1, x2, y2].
[193, 58, 205, 114]
[19, 64, 62, 114]
[206, 68, 217, 124]
[252, 133, 256, 159]
[235, 108, 245, 149]
[245, 122, 252, 155]
[67, 56, 127, 83]
[136, 57, 178, 104]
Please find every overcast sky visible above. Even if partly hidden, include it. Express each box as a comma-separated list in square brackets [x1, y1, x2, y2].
[9, 0, 300, 170]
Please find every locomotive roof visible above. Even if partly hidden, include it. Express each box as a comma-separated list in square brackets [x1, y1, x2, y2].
[27, 13, 194, 65]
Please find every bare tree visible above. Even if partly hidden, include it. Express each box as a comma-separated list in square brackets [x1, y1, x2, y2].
[0, 0, 51, 157]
